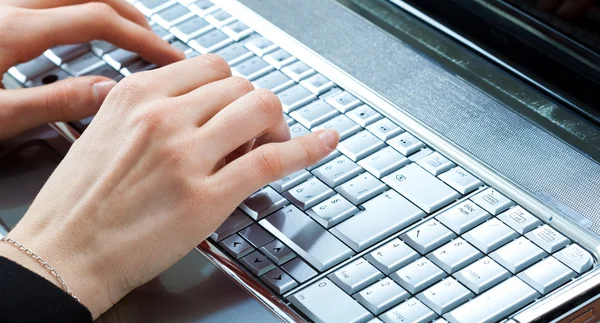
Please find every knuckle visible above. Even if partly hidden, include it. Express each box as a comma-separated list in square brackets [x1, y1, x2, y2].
[201, 54, 231, 78]
[298, 137, 318, 165]
[230, 76, 254, 93]
[87, 2, 117, 21]
[257, 146, 283, 178]
[251, 89, 281, 119]
[45, 82, 75, 118]
[130, 103, 165, 133]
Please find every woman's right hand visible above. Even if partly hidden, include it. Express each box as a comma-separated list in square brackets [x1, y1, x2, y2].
[1, 54, 340, 319]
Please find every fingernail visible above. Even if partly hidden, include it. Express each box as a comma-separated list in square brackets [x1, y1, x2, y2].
[317, 130, 339, 150]
[92, 80, 117, 109]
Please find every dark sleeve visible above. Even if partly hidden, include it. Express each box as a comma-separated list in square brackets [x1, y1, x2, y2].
[0, 256, 92, 323]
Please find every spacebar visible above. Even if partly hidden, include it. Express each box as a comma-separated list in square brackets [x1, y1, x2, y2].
[330, 191, 424, 252]
[444, 277, 539, 323]
[259, 205, 354, 271]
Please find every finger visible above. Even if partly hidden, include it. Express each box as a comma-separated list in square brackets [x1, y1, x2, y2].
[210, 130, 339, 201]
[5, 0, 150, 29]
[199, 89, 290, 159]
[0, 76, 116, 140]
[6, 3, 183, 69]
[149, 55, 233, 97]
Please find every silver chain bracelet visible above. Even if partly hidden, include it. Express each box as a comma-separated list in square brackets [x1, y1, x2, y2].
[1, 237, 80, 302]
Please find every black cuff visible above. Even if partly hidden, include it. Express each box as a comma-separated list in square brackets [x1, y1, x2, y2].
[0, 256, 92, 323]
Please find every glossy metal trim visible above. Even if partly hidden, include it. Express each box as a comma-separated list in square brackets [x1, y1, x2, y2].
[213, 0, 600, 320]
[197, 241, 306, 323]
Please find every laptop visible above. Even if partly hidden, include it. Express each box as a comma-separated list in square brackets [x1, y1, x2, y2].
[5, 0, 600, 322]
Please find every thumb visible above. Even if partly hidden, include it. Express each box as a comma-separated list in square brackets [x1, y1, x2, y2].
[0, 76, 116, 139]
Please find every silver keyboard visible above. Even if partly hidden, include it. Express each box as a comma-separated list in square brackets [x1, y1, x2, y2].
[8, 1, 596, 322]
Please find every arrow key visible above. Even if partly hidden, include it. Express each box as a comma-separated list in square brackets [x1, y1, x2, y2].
[260, 240, 296, 265]
[219, 234, 254, 259]
[240, 250, 276, 276]
[261, 268, 298, 294]
[353, 277, 410, 315]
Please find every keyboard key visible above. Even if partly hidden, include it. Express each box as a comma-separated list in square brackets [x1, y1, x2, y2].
[338, 131, 385, 162]
[390, 258, 446, 294]
[44, 44, 89, 65]
[497, 206, 541, 234]
[260, 240, 296, 265]
[444, 277, 539, 323]
[346, 105, 382, 127]
[387, 132, 425, 156]
[380, 298, 437, 323]
[135, 0, 176, 16]
[354, 278, 409, 315]
[435, 200, 491, 235]
[8, 56, 55, 83]
[61, 52, 105, 76]
[554, 244, 593, 274]
[214, 43, 253, 66]
[470, 188, 515, 215]
[331, 191, 424, 252]
[438, 167, 483, 195]
[121, 60, 157, 76]
[81, 63, 121, 81]
[90, 40, 116, 56]
[283, 177, 335, 210]
[417, 278, 473, 315]
[366, 118, 403, 141]
[25, 68, 68, 87]
[277, 84, 317, 113]
[289, 278, 373, 323]
[290, 100, 339, 128]
[401, 219, 456, 254]
[170, 40, 192, 54]
[517, 257, 576, 294]
[300, 73, 335, 95]
[170, 16, 213, 42]
[307, 150, 342, 171]
[222, 21, 253, 41]
[328, 258, 384, 294]
[281, 258, 317, 283]
[408, 148, 433, 162]
[239, 223, 274, 248]
[454, 257, 511, 294]
[240, 250, 276, 276]
[489, 237, 546, 273]
[260, 205, 354, 271]
[428, 238, 482, 274]
[281, 61, 316, 82]
[326, 91, 362, 113]
[189, 29, 233, 54]
[263, 48, 297, 69]
[313, 155, 362, 188]
[415, 152, 454, 176]
[463, 218, 519, 253]
[209, 208, 253, 242]
[244, 36, 278, 57]
[253, 70, 294, 93]
[103, 49, 139, 70]
[358, 147, 409, 179]
[270, 169, 312, 193]
[188, 0, 218, 17]
[204, 9, 236, 28]
[219, 234, 254, 259]
[525, 224, 570, 253]
[239, 186, 288, 220]
[306, 194, 359, 228]
[151, 23, 175, 41]
[383, 163, 460, 213]
[261, 268, 298, 294]
[365, 239, 419, 275]
[312, 114, 361, 141]
[152, 3, 194, 29]
[336, 173, 387, 205]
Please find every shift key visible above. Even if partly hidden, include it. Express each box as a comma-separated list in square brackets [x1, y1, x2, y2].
[259, 205, 354, 271]
[383, 163, 460, 213]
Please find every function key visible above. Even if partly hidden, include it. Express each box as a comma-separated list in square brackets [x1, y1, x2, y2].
[438, 166, 483, 195]
[470, 188, 515, 215]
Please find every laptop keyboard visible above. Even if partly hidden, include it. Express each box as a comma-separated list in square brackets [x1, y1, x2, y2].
[7, 1, 595, 322]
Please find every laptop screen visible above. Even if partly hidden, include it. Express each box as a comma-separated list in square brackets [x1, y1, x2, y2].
[386, 0, 600, 125]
